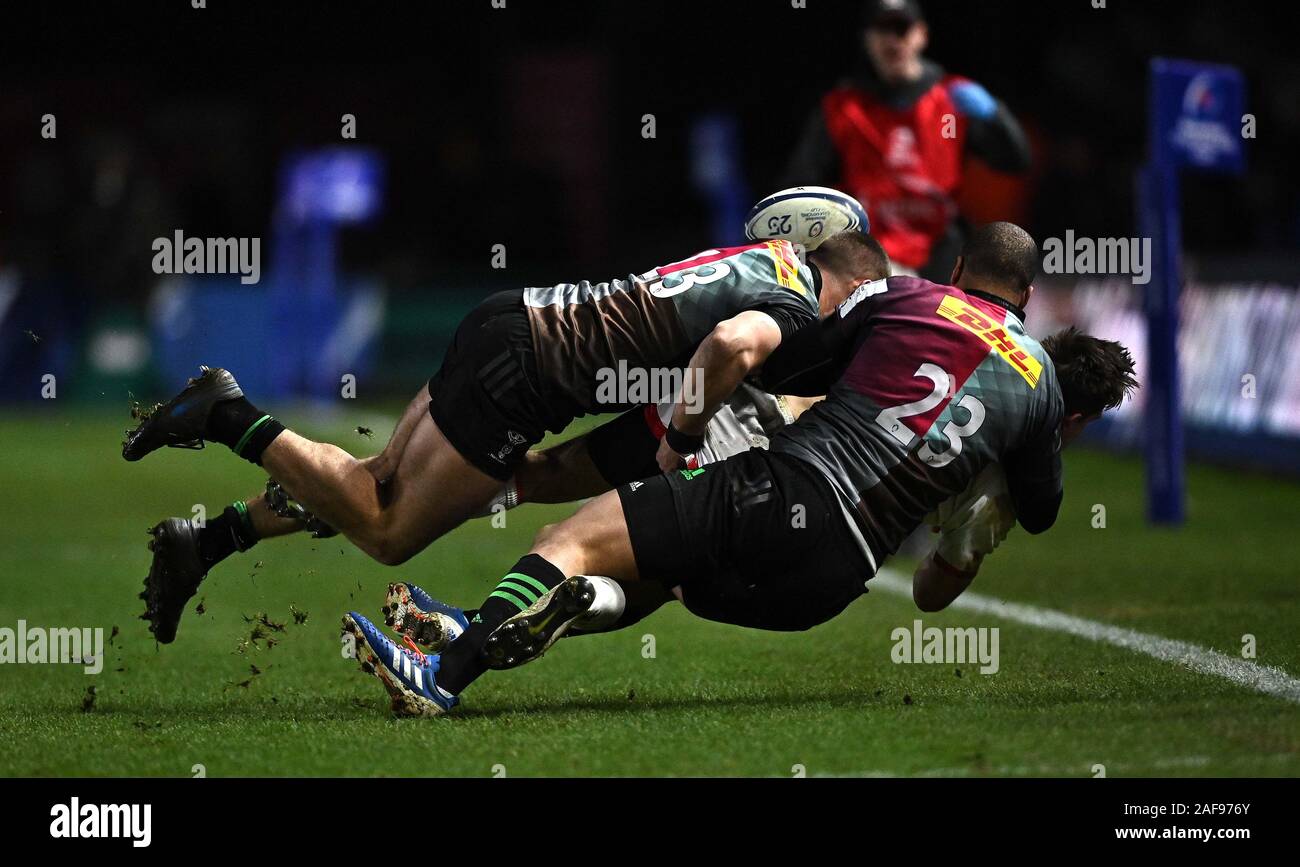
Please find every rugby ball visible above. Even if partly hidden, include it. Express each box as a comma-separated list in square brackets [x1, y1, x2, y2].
[743, 187, 870, 259]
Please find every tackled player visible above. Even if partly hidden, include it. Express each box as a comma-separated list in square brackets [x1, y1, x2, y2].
[123, 227, 885, 643]
[339, 222, 1138, 716]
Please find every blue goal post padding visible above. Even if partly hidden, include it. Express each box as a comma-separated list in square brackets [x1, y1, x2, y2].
[1140, 59, 1246, 525]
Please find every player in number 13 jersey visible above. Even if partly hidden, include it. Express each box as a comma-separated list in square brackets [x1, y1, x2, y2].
[122, 229, 885, 645]
[331, 221, 1137, 716]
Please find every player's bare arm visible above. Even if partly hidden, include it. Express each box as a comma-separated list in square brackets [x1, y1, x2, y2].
[656, 310, 785, 472]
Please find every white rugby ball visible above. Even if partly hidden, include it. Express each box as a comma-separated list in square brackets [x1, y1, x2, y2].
[743, 187, 870, 258]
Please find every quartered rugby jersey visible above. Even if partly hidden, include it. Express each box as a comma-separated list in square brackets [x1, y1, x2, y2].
[766, 276, 1063, 571]
[522, 241, 819, 416]
[647, 382, 796, 466]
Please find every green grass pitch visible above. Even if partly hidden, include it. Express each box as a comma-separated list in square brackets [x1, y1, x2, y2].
[1, 407, 1298, 777]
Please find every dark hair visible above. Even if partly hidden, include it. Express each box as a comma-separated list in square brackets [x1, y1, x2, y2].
[1042, 326, 1139, 417]
[960, 221, 1039, 293]
[861, 0, 924, 28]
[809, 230, 891, 283]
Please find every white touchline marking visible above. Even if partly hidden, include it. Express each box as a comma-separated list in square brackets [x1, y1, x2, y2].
[871, 568, 1300, 705]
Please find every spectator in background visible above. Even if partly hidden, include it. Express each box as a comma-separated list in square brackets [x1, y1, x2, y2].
[783, 0, 1031, 281]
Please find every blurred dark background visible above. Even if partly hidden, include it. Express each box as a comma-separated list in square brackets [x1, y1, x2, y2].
[1, 0, 1297, 425]
[5, 1, 1297, 285]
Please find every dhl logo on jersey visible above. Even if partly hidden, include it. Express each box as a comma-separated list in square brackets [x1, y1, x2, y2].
[764, 240, 808, 296]
[935, 295, 1043, 387]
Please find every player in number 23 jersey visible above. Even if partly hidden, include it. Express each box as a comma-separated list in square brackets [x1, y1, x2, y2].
[332, 222, 1138, 714]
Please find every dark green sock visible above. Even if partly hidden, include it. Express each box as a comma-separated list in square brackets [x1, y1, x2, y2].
[208, 398, 285, 465]
[197, 502, 260, 568]
[437, 554, 564, 694]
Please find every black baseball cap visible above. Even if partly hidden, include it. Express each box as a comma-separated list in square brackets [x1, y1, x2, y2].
[862, 0, 924, 28]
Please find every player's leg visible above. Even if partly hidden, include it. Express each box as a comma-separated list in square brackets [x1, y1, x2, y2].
[120, 363, 397, 555]
[427, 488, 642, 695]
[359, 381, 434, 488]
[139, 487, 326, 643]
[127, 291, 556, 567]
[530, 490, 641, 579]
[243, 492, 305, 538]
[385, 568, 673, 659]
[189, 478, 348, 571]
[336, 410, 505, 564]
[264, 289, 565, 563]
[140, 381, 419, 608]
[569, 579, 674, 634]
[347, 450, 863, 713]
[220, 410, 500, 566]
[248, 379, 450, 557]
[179, 394, 454, 644]
[355, 455, 731, 706]
[507, 434, 607, 505]
[489, 448, 869, 664]
[510, 405, 662, 505]
[344, 567, 673, 717]
[144, 434, 497, 645]
[135, 371, 494, 642]
[341, 488, 643, 715]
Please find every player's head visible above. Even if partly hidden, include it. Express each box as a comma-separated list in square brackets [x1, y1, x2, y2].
[862, 0, 927, 84]
[807, 230, 891, 317]
[951, 221, 1040, 311]
[1042, 326, 1139, 446]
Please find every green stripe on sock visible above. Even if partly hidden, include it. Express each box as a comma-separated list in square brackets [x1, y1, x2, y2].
[232, 500, 253, 533]
[488, 589, 530, 612]
[232, 415, 273, 457]
[506, 572, 550, 597]
[496, 580, 539, 605]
